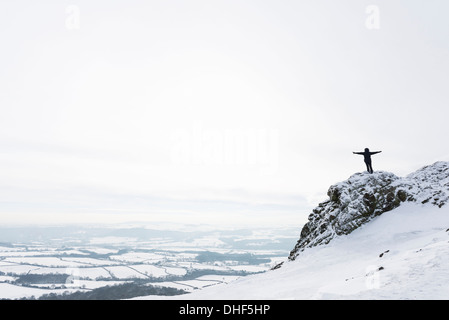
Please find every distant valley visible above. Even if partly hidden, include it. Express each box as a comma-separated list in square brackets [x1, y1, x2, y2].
[0, 224, 299, 299]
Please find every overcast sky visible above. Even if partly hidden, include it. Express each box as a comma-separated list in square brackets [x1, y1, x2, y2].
[1, 1, 448, 227]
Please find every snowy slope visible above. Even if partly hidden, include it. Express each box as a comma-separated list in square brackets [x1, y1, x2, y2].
[136, 162, 449, 299]
[179, 202, 449, 299]
[167, 162, 449, 299]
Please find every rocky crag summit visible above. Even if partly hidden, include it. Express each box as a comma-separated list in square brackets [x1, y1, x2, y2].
[288, 161, 449, 261]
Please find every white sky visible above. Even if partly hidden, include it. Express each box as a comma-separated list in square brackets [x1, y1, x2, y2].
[1, 1, 448, 227]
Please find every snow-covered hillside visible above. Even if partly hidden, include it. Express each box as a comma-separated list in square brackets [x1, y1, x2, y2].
[177, 202, 449, 299]
[289, 161, 449, 260]
[156, 162, 449, 299]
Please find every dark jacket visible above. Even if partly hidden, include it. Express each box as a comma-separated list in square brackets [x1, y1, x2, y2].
[353, 148, 381, 163]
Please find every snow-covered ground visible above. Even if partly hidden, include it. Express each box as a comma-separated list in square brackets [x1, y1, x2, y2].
[0, 225, 296, 299]
[159, 202, 449, 299]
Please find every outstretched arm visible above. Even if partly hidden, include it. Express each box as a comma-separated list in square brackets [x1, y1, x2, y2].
[370, 151, 382, 155]
[353, 152, 364, 155]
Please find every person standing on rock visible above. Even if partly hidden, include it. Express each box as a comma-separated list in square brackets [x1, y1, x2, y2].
[353, 148, 382, 174]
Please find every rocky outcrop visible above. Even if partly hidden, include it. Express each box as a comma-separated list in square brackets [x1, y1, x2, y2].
[404, 161, 449, 208]
[288, 161, 449, 261]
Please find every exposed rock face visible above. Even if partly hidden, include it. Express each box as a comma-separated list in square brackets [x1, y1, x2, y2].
[288, 161, 449, 261]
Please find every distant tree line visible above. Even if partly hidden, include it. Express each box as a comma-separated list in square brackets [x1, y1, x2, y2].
[196, 251, 271, 265]
[7, 267, 252, 287]
[26, 283, 186, 300]
[14, 273, 73, 285]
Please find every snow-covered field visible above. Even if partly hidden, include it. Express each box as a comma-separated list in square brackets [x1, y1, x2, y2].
[160, 202, 449, 300]
[0, 225, 297, 299]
